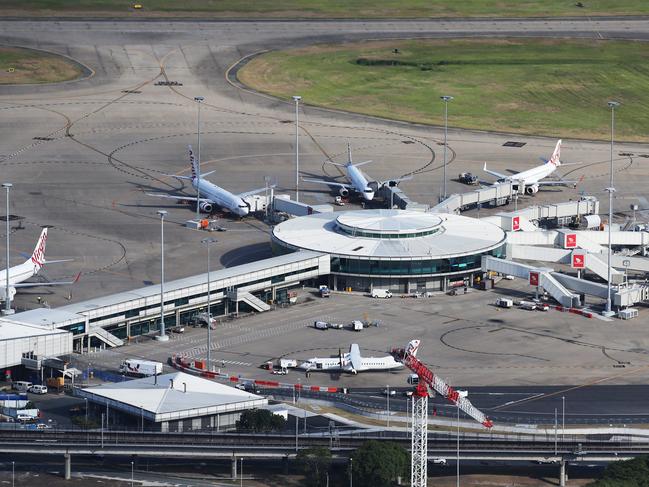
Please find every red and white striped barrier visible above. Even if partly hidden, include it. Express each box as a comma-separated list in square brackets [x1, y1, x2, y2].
[170, 355, 341, 394]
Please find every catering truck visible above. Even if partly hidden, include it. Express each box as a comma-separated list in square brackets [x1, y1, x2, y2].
[119, 359, 163, 377]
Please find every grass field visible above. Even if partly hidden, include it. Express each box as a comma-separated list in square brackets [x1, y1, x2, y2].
[2, 0, 649, 18]
[0, 47, 83, 85]
[238, 39, 648, 141]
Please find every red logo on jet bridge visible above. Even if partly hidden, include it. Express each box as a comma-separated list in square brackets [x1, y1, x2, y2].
[564, 233, 577, 249]
[512, 216, 520, 231]
[529, 271, 539, 286]
[572, 254, 585, 269]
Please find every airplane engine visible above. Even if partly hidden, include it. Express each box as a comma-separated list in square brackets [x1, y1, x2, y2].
[367, 181, 379, 193]
[525, 184, 539, 195]
[339, 187, 349, 197]
[385, 180, 399, 188]
[0, 286, 16, 302]
[198, 201, 213, 213]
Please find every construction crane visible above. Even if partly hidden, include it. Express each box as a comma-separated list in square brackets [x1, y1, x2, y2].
[400, 343, 493, 487]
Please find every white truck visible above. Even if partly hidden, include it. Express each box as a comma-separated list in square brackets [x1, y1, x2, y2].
[518, 301, 537, 311]
[495, 297, 513, 308]
[119, 359, 163, 377]
[314, 321, 329, 330]
[279, 358, 298, 369]
[351, 320, 364, 332]
[371, 289, 392, 299]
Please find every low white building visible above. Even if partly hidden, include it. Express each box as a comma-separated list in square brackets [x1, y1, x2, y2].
[77, 371, 267, 432]
[0, 316, 72, 370]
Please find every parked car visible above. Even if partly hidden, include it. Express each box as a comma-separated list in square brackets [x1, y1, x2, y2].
[28, 385, 47, 395]
[382, 388, 397, 396]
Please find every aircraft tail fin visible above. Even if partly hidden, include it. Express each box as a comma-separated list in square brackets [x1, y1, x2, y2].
[406, 339, 421, 357]
[188, 145, 199, 179]
[30, 228, 48, 271]
[548, 139, 561, 167]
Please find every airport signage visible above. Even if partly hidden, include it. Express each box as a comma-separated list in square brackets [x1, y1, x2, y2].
[571, 253, 585, 269]
[564, 233, 577, 249]
[529, 271, 539, 286]
[512, 216, 520, 231]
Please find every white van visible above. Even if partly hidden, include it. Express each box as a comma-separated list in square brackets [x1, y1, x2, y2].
[351, 320, 364, 332]
[371, 289, 392, 299]
[28, 385, 47, 395]
[495, 297, 513, 308]
[407, 373, 419, 385]
[13, 381, 33, 393]
[314, 321, 329, 330]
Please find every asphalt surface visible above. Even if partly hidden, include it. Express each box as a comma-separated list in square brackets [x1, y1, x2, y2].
[2, 17, 649, 430]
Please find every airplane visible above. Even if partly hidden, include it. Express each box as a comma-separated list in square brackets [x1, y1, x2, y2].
[303, 144, 411, 202]
[483, 140, 579, 195]
[1, 228, 79, 303]
[298, 339, 420, 374]
[147, 146, 272, 218]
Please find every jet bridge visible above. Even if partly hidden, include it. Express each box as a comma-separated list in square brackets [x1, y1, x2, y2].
[481, 256, 580, 308]
[430, 182, 517, 214]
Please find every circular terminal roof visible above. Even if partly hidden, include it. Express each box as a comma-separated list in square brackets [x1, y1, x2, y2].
[272, 209, 506, 259]
[336, 210, 442, 237]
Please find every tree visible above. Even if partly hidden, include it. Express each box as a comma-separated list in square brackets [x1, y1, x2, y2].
[351, 440, 410, 487]
[589, 456, 649, 487]
[235, 409, 286, 432]
[297, 447, 332, 487]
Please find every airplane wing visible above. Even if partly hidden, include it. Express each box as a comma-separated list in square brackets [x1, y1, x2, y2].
[348, 344, 362, 371]
[146, 193, 214, 204]
[379, 175, 413, 186]
[302, 178, 353, 190]
[238, 186, 275, 199]
[483, 162, 509, 180]
[536, 180, 579, 187]
[12, 272, 81, 288]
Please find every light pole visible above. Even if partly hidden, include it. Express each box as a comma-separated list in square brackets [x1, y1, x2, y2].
[293, 95, 302, 202]
[386, 384, 390, 427]
[202, 237, 216, 371]
[84, 397, 88, 425]
[131, 461, 134, 487]
[240, 457, 244, 487]
[194, 96, 204, 222]
[12, 461, 14, 487]
[156, 210, 169, 341]
[562, 396, 566, 441]
[349, 457, 353, 487]
[440, 95, 454, 202]
[2, 183, 12, 315]
[554, 407, 558, 455]
[605, 100, 620, 316]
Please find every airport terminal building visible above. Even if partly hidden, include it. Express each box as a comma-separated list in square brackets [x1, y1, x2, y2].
[272, 209, 507, 293]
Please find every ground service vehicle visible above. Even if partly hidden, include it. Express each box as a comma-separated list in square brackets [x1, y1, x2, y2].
[407, 373, 420, 385]
[371, 289, 392, 298]
[119, 359, 163, 377]
[329, 322, 344, 329]
[28, 385, 47, 394]
[279, 359, 298, 369]
[351, 320, 364, 332]
[495, 297, 513, 308]
[319, 285, 331, 298]
[458, 172, 478, 185]
[314, 321, 329, 330]
[519, 301, 537, 311]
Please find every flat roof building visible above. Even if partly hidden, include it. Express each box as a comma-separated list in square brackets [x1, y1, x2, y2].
[272, 209, 506, 293]
[77, 371, 267, 432]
